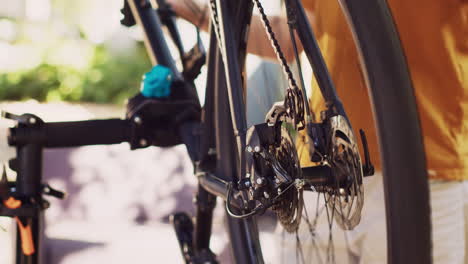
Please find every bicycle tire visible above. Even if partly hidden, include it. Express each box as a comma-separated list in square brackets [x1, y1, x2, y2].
[214, 0, 431, 263]
[339, 1, 431, 263]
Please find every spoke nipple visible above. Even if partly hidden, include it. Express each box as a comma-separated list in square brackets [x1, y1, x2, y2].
[277, 188, 282, 194]
[263, 192, 270, 199]
[247, 146, 253, 152]
[275, 177, 280, 184]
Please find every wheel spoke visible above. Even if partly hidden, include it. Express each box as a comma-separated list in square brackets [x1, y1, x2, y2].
[323, 192, 337, 264]
[281, 229, 286, 263]
[296, 231, 307, 264]
[304, 202, 325, 263]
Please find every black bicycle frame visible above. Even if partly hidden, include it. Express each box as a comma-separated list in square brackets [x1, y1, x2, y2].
[4, 0, 348, 263]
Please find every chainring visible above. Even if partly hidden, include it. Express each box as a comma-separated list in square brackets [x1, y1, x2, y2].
[270, 126, 304, 233]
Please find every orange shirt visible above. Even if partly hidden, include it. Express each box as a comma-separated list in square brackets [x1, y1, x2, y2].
[300, 0, 468, 180]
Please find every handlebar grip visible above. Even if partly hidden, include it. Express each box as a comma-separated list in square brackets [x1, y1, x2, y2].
[44, 119, 131, 148]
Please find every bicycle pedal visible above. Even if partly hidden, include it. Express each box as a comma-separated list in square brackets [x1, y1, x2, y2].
[171, 212, 195, 263]
[171, 212, 218, 264]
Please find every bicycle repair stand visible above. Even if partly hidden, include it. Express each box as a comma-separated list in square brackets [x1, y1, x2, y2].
[0, 0, 215, 262]
[0, 75, 219, 263]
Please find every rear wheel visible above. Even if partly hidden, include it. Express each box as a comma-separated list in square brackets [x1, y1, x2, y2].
[214, 0, 431, 263]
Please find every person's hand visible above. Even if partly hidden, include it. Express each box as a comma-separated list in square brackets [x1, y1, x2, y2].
[165, 0, 209, 31]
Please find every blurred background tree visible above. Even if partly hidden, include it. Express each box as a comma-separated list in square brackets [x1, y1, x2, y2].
[0, 0, 152, 104]
[0, 0, 285, 110]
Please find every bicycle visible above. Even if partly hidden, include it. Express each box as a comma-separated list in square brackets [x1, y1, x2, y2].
[0, 0, 431, 263]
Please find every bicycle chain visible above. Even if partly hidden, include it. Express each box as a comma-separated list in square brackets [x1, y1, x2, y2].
[208, 0, 223, 50]
[252, 0, 305, 130]
[209, 0, 305, 130]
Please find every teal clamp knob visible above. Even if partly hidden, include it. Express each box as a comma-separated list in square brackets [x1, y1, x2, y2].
[141, 65, 173, 98]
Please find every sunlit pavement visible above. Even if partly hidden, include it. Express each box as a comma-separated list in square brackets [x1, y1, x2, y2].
[45, 221, 231, 263]
[48, 222, 191, 263]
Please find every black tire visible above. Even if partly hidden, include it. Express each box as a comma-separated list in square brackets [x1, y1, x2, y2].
[339, 1, 431, 263]
[215, 0, 431, 263]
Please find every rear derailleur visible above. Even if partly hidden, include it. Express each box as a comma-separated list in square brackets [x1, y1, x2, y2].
[227, 102, 374, 231]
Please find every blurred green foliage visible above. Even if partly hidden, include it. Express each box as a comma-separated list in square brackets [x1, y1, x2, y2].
[0, 0, 156, 104]
[0, 43, 151, 104]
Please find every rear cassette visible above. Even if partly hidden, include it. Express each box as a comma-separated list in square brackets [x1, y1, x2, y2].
[270, 126, 303, 233]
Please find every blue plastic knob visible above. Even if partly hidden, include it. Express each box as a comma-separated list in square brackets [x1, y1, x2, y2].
[141, 65, 173, 98]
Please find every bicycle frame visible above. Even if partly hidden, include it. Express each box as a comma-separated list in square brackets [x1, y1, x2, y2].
[1, 0, 357, 263]
[0, 0, 255, 263]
